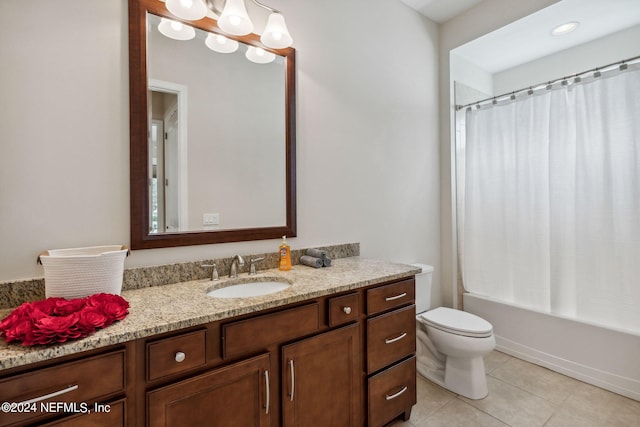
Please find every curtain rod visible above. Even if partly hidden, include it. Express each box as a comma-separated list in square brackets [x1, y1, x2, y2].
[455, 55, 640, 111]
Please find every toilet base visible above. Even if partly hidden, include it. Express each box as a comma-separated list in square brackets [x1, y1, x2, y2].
[417, 356, 488, 400]
[443, 355, 488, 399]
[416, 330, 490, 400]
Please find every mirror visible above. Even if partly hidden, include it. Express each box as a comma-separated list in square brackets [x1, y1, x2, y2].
[129, 0, 296, 249]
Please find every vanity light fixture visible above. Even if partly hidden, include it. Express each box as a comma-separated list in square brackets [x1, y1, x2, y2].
[205, 33, 239, 53]
[165, 0, 293, 49]
[551, 21, 579, 36]
[245, 46, 276, 63]
[261, 11, 293, 49]
[218, 0, 254, 35]
[220, 0, 293, 49]
[158, 17, 196, 40]
[166, 0, 208, 21]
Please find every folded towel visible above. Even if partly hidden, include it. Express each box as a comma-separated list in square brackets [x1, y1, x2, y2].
[306, 248, 328, 259]
[300, 255, 323, 268]
[323, 257, 332, 267]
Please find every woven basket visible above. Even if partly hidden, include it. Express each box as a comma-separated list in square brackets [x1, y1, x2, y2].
[38, 245, 129, 299]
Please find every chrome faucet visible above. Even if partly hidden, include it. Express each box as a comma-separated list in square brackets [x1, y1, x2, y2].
[200, 263, 219, 281]
[248, 257, 265, 275]
[229, 254, 245, 278]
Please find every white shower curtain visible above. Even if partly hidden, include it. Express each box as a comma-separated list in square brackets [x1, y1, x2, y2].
[459, 66, 640, 333]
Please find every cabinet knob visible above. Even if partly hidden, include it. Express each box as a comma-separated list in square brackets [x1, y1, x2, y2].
[343, 306, 352, 315]
[175, 351, 186, 363]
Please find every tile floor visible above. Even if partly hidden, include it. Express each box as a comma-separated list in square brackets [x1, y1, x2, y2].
[391, 351, 640, 427]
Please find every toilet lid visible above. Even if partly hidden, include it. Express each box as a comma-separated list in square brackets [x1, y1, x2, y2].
[418, 307, 493, 338]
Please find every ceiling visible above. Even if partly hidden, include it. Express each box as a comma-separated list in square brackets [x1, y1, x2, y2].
[400, 0, 482, 23]
[402, 0, 640, 73]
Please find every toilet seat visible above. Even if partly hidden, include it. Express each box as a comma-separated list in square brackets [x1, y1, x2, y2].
[418, 307, 493, 338]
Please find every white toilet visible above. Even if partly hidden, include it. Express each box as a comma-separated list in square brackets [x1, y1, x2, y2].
[412, 264, 495, 399]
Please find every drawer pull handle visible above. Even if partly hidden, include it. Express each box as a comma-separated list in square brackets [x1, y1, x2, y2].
[386, 386, 408, 401]
[288, 359, 295, 401]
[19, 384, 79, 406]
[175, 351, 186, 362]
[385, 292, 407, 301]
[264, 370, 270, 414]
[343, 306, 352, 315]
[385, 332, 407, 344]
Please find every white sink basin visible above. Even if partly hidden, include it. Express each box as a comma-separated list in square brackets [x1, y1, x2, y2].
[207, 280, 291, 298]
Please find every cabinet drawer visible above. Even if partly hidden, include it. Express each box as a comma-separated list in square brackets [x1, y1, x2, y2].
[223, 303, 320, 358]
[367, 279, 415, 315]
[147, 329, 207, 381]
[328, 293, 360, 327]
[367, 305, 416, 373]
[0, 350, 125, 426]
[368, 356, 417, 427]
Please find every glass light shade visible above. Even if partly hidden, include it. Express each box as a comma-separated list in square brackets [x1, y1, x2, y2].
[261, 13, 293, 49]
[245, 46, 276, 64]
[218, 0, 254, 36]
[205, 33, 239, 53]
[158, 18, 196, 40]
[166, 0, 208, 21]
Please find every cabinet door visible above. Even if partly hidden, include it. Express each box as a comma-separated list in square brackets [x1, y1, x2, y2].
[282, 323, 361, 427]
[147, 353, 271, 427]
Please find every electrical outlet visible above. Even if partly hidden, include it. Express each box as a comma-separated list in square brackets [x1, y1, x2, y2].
[203, 213, 219, 225]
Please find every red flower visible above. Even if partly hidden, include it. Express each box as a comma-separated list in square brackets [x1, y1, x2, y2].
[0, 293, 129, 346]
[52, 298, 87, 316]
[78, 308, 108, 332]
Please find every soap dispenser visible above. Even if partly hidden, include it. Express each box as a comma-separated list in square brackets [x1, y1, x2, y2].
[278, 236, 291, 271]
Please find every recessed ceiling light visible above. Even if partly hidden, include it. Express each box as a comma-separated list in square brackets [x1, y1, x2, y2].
[551, 21, 579, 36]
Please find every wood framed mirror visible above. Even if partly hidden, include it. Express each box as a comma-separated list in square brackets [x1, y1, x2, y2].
[128, 0, 296, 249]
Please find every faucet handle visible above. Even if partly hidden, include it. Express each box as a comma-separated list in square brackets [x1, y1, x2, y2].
[201, 263, 219, 281]
[249, 257, 265, 275]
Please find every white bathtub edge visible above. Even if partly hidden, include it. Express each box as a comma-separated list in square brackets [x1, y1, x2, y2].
[463, 292, 640, 402]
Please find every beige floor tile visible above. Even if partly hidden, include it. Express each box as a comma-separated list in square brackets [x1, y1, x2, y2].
[489, 357, 581, 406]
[544, 382, 640, 427]
[403, 351, 638, 427]
[460, 376, 555, 427]
[413, 399, 508, 427]
[408, 375, 457, 424]
[484, 350, 513, 374]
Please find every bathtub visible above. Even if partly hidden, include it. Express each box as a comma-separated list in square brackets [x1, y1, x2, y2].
[463, 293, 640, 401]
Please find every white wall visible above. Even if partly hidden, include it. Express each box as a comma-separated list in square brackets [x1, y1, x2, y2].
[0, 0, 440, 295]
[493, 24, 640, 94]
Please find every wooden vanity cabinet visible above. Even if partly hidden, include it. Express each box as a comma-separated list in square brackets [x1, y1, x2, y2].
[281, 323, 361, 427]
[365, 278, 417, 427]
[0, 346, 131, 427]
[146, 353, 271, 427]
[0, 276, 416, 427]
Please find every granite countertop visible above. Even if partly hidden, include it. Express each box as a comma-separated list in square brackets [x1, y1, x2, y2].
[0, 257, 420, 371]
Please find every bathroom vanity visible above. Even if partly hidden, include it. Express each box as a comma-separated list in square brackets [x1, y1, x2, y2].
[0, 258, 419, 427]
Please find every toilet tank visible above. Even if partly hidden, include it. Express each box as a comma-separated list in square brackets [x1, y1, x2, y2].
[411, 264, 434, 314]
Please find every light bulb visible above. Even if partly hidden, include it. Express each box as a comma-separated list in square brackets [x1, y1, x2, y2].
[158, 18, 196, 40]
[246, 46, 275, 64]
[261, 12, 292, 49]
[551, 21, 579, 36]
[219, 0, 254, 36]
[166, 0, 208, 20]
[205, 33, 239, 54]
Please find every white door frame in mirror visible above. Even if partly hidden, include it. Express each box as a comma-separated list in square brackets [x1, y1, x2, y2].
[149, 79, 189, 233]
